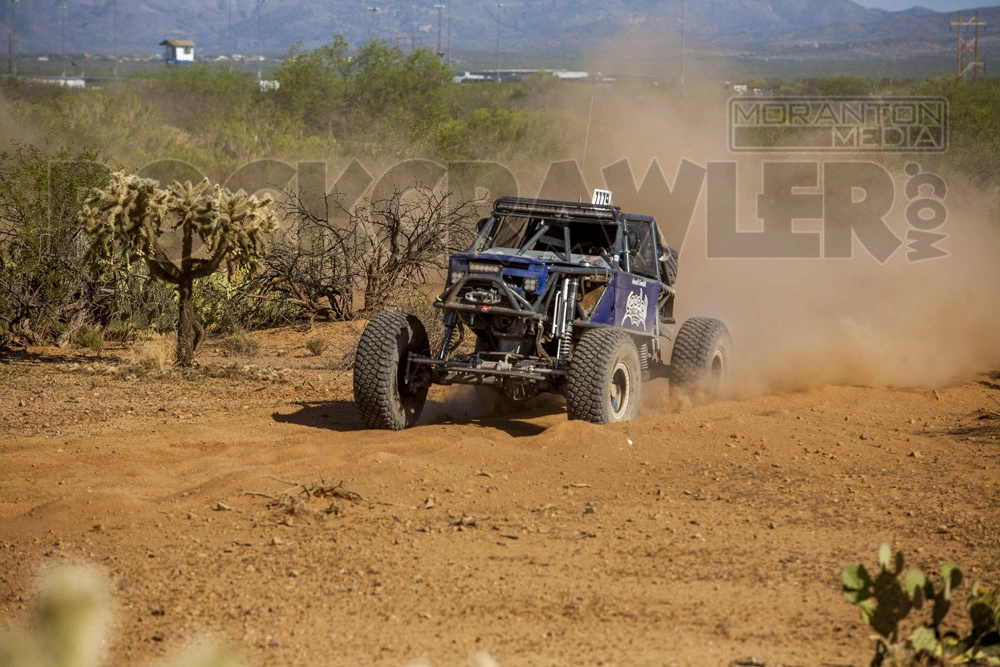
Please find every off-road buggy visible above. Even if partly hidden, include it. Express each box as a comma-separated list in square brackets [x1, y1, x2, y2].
[353, 195, 731, 430]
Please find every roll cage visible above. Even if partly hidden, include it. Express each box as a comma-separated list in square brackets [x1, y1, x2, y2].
[472, 197, 672, 285]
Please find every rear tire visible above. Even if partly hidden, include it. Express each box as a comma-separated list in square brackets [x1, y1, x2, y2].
[565, 329, 642, 424]
[670, 317, 731, 397]
[354, 312, 430, 430]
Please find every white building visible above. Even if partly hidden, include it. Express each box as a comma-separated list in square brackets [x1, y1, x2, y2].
[159, 39, 196, 66]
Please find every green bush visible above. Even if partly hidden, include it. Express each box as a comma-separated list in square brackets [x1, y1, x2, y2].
[0, 144, 124, 349]
[914, 77, 1000, 189]
[431, 103, 564, 161]
[810, 73, 872, 96]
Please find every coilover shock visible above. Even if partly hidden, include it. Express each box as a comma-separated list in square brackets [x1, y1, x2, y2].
[556, 277, 579, 367]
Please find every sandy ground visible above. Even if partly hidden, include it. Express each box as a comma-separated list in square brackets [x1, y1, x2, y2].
[0, 323, 998, 667]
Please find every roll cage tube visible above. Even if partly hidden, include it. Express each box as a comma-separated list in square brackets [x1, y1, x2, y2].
[474, 215, 622, 262]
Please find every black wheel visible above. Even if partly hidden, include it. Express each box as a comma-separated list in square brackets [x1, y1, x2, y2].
[565, 329, 642, 424]
[670, 317, 731, 396]
[353, 312, 430, 430]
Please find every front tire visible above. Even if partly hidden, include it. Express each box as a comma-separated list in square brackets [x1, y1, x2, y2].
[669, 317, 731, 397]
[354, 312, 430, 430]
[565, 329, 642, 424]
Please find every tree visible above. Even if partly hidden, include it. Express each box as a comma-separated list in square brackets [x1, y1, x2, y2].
[272, 35, 352, 133]
[272, 36, 453, 140]
[80, 172, 278, 366]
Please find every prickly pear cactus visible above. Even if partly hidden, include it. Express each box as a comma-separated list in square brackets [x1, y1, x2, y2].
[842, 544, 999, 665]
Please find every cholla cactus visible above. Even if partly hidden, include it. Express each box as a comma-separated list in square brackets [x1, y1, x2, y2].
[80, 172, 278, 366]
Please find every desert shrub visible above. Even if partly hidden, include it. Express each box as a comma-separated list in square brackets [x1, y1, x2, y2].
[431, 103, 565, 161]
[268, 186, 477, 323]
[137, 65, 258, 128]
[0, 145, 177, 351]
[222, 332, 260, 358]
[195, 273, 297, 336]
[0, 144, 132, 350]
[809, 73, 873, 96]
[305, 336, 327, 356]
[98, 270, 178, 340]
[73, 324, 104, 354]
[385, 285, 446, 352]
[128, 333, 177, 373]
[914, 77, 1000, 190]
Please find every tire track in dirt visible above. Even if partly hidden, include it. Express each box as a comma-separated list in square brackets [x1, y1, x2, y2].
[2, 369, 998, 666]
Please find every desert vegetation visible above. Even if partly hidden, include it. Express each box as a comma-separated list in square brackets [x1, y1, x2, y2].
[1, 31, 998, 667]
[842, 545, 1000, 665]
[2, 34, 1000, 361]
[0, 36, 588, 362]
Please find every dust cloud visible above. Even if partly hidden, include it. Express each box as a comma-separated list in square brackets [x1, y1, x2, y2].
[562, 40, 1000, 395]
[0, 87, 39, 148]
[679, 202, 1000, 395]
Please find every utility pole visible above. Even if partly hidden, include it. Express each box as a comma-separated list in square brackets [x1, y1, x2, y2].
[8, 0, 18, 77]
[434, 3, 444, 58]
[227, 0, 232, 72]
[60, 3, 68, 78]
[951, 11, 987, 82]
[256, 0, 265, 82]
[446, 2, 451, 63]
[495, 2, 503, 82]
[113, 0, 118, 79]
[680, 0, 686, 87]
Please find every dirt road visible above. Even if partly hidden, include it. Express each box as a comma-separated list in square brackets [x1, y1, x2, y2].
[1, 329, 998, 666]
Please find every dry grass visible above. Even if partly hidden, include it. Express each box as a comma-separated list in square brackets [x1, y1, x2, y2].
[221, 333, 260, 358]
[127, 334, 176, 372]
[72, 325, 105, 355]
[305, 336, 327, 357]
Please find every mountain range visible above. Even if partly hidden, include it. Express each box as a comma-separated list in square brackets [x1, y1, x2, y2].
[2, 0, 998, 64]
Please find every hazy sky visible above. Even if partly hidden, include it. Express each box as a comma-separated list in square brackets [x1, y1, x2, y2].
[855, 0, 1000, 9]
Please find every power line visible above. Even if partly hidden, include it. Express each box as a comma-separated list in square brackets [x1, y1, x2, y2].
[495, 2, 502, 82]
[393, 28, 421, 53]
[113, 0, 118, 79]
[7, 0, 18, 77]
[256, 0, 265, 82]
[227, 0, 233, 72]
[60, 3, 68, 78]
[434, 3, 444, 58]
